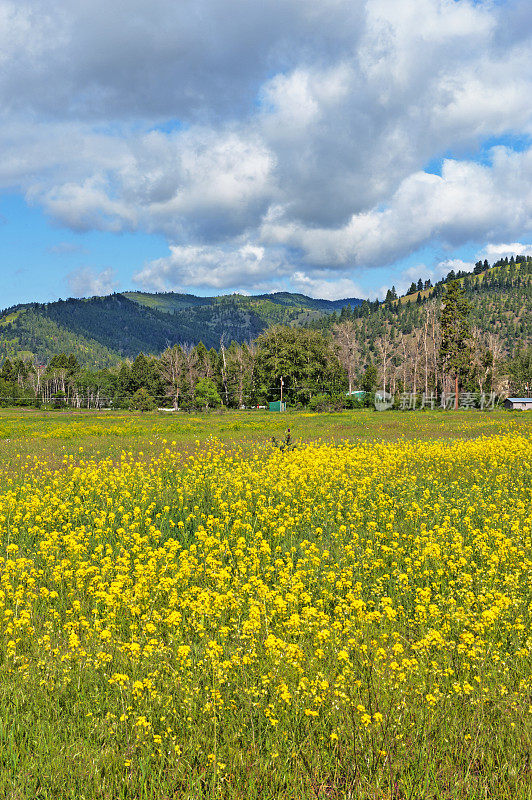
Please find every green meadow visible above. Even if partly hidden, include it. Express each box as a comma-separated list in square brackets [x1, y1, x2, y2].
[0, 406, 530, 469]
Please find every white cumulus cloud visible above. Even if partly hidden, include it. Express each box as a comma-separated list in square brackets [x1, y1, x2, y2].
[66, 266, 117, 297]
[478, 242, 532, 260]
[291, 271, 365, 301]
[134, 243, 288, 292]
[261, 149, 532, 269]
[0, 0, 530, 295]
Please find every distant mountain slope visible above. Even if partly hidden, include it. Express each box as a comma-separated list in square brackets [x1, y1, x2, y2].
[0, 306, 121, 367]
[123, 290, 363, 315]
[250, 292, 363, 312]
[122, 292, 213, 313]
[0, 290, 364, 365]
[41, 295, 196, 356]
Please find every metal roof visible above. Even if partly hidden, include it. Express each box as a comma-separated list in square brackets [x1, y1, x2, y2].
[506, 398, 532, 402]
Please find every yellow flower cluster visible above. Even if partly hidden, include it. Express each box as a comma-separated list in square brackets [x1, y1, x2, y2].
[0, 432, 531, 782]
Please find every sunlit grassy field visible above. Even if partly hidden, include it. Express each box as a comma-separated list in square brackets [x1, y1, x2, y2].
[0, 406, 531, 469]
[0, 408, 531, 798]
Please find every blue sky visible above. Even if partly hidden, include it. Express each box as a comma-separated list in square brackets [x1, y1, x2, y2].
[0, 195, 169, 306]
[1, 0, 531, 306]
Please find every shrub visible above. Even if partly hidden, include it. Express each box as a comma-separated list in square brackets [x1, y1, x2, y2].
[307, 393, 345, 412]
[129, 387, 156, 412]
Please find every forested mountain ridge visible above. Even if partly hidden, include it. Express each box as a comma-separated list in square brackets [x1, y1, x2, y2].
[0, 256, 530, 370]
[123, 290, 362, 314]
[0, 306, 122, 367]
[0, 291, 363, 366]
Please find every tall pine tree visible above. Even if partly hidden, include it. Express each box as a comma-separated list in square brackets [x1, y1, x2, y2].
[438, 281, 472, 402]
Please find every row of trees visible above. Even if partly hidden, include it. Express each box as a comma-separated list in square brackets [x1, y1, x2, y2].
[0, 282, 530, 410]
[324, 281, 518, 401]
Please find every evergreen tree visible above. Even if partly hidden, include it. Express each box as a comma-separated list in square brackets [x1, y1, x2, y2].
[130, 353, 152, 392]
[438, 281, 472, 391]
[0, 359, 13, 382]
[361, 364, 377, 393]
[508, 347, 532, 395]
[67, 354, 80, 375]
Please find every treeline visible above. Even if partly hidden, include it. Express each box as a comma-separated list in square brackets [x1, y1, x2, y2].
[0, 330, 342, 410]
[0, 281, 530, 411]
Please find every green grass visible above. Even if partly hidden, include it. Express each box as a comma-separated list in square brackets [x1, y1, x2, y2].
[0, 406, 530, 470]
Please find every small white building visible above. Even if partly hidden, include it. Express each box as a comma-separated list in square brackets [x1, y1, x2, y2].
[504, 397, 532, 411]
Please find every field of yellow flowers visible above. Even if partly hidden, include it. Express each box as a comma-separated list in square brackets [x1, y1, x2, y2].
[0, 421, 532, 797]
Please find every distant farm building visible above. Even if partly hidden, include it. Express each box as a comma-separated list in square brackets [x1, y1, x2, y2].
[504, 397, 532, 411]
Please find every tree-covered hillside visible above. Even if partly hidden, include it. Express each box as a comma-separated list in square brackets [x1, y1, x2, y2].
[41, 295, 187, 357]
[0, 307, 121, 367]
[308, 257, 532, 367]
[0, 291, 363, 365]
[124, 290, 362, 315]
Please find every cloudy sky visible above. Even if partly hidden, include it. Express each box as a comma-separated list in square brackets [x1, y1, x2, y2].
[1, 0, 532, 305]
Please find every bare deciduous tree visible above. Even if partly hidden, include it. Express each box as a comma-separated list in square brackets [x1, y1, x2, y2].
[160, 345, 185, 408]
[375, 332, 392, 395]
[182, 343, 199, 399]
[332, 320, 360, 395]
